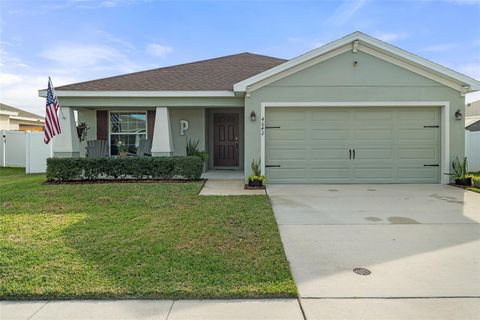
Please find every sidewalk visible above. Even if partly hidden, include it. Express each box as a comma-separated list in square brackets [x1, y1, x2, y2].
[1, 299, 304, 320]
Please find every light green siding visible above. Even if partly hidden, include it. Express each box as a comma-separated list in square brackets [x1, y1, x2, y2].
[245, 50, 465, 180]
[77, 108, 96, 157]
[169, 108, 206, 156]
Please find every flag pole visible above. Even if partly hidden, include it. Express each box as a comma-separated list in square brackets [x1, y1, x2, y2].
[49, 76, 65, 119]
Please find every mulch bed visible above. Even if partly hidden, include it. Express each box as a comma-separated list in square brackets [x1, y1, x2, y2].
[244, 184, 266, 190]
[43, 179, 206, 185]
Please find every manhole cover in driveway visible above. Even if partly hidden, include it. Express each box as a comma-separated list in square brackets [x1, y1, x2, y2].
[353, 267, 371, 276]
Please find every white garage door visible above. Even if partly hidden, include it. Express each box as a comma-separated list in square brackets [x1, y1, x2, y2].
[265, 107, 441, 184]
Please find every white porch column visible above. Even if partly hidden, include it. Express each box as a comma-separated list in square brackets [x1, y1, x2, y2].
[53, 106, 80, 158]
[151, 106, 173, 156]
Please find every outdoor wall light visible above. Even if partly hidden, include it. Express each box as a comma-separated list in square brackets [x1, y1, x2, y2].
[455, 109, 462, 120]
[250, 110, 257, 121]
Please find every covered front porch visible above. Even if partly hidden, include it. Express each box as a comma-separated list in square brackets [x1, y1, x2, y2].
[54, 106, 245, 171]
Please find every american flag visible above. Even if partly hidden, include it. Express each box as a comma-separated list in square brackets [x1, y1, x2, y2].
[44, 77, 61, 144]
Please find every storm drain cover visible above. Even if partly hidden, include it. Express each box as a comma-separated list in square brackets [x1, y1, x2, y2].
[353, 267, 371, 276]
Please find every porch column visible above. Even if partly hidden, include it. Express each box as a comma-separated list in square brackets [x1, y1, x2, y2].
[53, 106, 80, 158]
[151, 106, 173, 156]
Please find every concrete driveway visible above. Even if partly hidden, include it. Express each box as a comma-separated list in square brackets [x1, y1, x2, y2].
[268, 184, 480, 319]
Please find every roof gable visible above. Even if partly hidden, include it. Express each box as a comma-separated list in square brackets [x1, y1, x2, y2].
[0, 103, 44, 120]
[234, 32, 480, 94]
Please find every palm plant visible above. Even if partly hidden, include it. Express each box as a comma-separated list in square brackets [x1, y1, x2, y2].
[446, 157, 471, 185]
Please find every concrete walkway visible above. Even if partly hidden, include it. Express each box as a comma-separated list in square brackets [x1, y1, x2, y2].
[199, 179, 265, 195]
[1, 299, 304, 320]
[199, 169, 265, 196]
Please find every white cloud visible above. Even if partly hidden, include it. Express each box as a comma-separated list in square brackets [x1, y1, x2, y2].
[0, 72, 78, 115]
[374, 32, 409, 43]
[146, 43, 173, 57]
[327, 0, 367, 26]
[0, 73, 22, 86]
[41, 44, 128, 69]
[0, 31, 146, 113]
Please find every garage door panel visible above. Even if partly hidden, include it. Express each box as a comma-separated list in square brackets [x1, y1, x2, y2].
[265, 107, 440, 184]
[311, 167, 352, 180]
[311, 109, 349, 120]
[398, 147, 438, 160]
[398, 167, 438, 180]
[398, 109, 439, 121]
[267, 110, 306, 121]
[267, 129, 305, 141]
[311, 129, 349, 140]
[267, 168, 308, 180]
[353, 148, 393, 159]
[399, 129, 437, 140]
[311, 149, 350, 159]
[354, 129, 393, 140]
[268, 148, 307, 160]
[354, 110, 393, 121]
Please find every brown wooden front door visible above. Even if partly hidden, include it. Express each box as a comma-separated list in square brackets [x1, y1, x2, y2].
[213, 113, 239, 167]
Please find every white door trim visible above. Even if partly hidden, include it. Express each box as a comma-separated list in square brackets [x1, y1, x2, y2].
[260, 101, 450, 184]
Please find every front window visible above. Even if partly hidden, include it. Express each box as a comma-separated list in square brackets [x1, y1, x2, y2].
[109, 112, 147, 155]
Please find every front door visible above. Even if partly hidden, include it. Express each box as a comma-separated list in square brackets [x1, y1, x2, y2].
[214, 113, 239, 167]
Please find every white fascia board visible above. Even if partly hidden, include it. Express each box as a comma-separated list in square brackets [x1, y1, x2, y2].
[234, 31, 480, 93]
[38, 90, 236, 98]
[11, 116, 45, 123]
[0, 110, 19, 116]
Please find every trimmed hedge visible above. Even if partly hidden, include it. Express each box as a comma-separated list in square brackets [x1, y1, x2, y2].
[46, 156, 204, 181]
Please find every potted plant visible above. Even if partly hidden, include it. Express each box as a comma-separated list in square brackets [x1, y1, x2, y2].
[446, 157, 472, 186]
[117, 141, 129, 158]
[248, 159, 266, 187]
[76, 122, 89, 142]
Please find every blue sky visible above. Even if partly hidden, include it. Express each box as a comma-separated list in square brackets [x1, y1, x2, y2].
[1, 0, 479, 114]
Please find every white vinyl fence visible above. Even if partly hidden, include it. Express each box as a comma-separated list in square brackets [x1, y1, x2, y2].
[466, 130, 480, 172]
[1, 130, 53, 173]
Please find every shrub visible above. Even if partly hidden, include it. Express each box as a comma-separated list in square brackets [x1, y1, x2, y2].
[46, 156, 204, 182]
[251, 158, 261, 176]
[186, 138, 209, 162]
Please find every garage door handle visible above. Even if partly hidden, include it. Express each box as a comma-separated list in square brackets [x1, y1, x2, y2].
[353, 149, 356, 160]
[266, 164, 281, 168]
[349, 149, 352, 159]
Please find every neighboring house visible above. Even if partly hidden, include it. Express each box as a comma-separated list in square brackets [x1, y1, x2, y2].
[0, 103, 45, 131]
[465, 100, 480, 131]
[38, 32, 480, 184]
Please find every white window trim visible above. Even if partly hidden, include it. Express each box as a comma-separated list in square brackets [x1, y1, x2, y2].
[108, 111, 148, 156]
[260, 101, 450, 184]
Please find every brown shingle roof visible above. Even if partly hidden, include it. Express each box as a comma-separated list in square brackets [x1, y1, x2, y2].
[0, 103, 44, 120]
[56, 52, 287, 91]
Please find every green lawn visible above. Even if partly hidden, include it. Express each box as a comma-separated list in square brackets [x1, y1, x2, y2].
[0, 167, 296, 299]
[468, 172, 480, 193]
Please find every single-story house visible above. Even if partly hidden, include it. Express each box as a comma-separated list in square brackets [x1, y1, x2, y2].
[0, 103, 45, 131]
[465, 101, 480, 131]
[39, 32, 480, 184]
